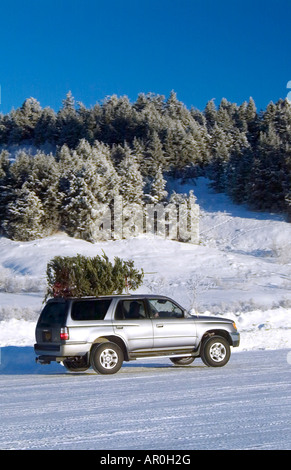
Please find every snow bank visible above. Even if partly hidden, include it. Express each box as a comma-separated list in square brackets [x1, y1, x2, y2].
[1, 305, 290, 353]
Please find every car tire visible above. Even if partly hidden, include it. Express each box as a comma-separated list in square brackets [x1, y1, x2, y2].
[63, 358, 89, 372]
[170, 357, 195, 365]
[201, 335, 230, 367]
[90, 342, 123, 375]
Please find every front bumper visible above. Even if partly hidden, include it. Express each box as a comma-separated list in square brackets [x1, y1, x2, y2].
[230, 332, 240, 347]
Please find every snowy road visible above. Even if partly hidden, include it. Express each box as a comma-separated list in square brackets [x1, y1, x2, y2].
[0, 348, 290, 450]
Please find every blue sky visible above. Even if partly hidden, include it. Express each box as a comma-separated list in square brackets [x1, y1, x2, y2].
[0, 0, 290, 114]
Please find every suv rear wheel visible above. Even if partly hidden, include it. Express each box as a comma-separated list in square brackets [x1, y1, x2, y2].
[201, 335, 230, 367]
[63, 357, 89, 372]
[90, 342, 124, 375]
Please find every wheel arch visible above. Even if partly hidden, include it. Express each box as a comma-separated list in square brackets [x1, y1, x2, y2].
[91, 336, 129, 361]
[201, 329, 233, 346]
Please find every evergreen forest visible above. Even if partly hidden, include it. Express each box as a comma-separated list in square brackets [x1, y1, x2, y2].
[0, 91, 290, 242]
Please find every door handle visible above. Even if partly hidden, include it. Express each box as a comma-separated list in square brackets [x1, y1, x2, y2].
[156, 324, 164, 328]
[116, 326, 123, 329]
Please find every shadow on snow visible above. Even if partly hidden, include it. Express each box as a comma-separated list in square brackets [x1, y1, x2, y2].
[0, 346, 198, 375]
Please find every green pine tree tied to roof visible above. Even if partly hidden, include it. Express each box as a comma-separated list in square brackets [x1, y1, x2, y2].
[45, 251, 144, 300]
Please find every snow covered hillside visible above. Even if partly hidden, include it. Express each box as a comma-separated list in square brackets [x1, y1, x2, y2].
[0, 177, 290, 351]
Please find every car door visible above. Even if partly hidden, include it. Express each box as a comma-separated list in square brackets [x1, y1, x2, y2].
[147, 298, 197, 350]
[112, 299, 154, 352]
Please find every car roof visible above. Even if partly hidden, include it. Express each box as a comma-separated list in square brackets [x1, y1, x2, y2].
[47, 294, 172, 301]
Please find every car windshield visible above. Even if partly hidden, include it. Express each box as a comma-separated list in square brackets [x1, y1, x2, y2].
[38, 302, 67, 327]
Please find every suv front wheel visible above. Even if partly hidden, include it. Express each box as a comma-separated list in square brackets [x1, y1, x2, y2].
[90, 342, 124, 375]
[201, 335, 230, 367]
[170, 357, 195, 365]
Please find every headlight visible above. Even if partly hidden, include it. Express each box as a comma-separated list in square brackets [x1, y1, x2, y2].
[232, 322, 237, 330]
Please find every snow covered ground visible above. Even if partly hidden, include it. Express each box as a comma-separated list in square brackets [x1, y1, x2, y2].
[0, 349, 290, 450]
[0, 177, 290, 351]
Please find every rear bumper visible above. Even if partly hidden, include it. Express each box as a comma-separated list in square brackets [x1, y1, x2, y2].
[34, 342, 89, 362]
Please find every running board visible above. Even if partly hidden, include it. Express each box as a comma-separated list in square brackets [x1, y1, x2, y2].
[129, 349, 200, 360]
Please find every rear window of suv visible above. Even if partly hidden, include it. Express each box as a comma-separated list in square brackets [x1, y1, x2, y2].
[38, 301, 68, 327]
[71, 299, 111, 321]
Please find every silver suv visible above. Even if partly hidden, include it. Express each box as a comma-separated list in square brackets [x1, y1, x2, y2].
[34, 295, 240, 374]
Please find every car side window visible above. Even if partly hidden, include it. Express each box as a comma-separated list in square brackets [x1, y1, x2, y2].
[115, 300, 147, 320]
[148, 299, 184, 319]
[71, 300, 111, 321]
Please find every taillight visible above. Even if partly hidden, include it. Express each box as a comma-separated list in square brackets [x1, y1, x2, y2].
[60, 327, 69, 341]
